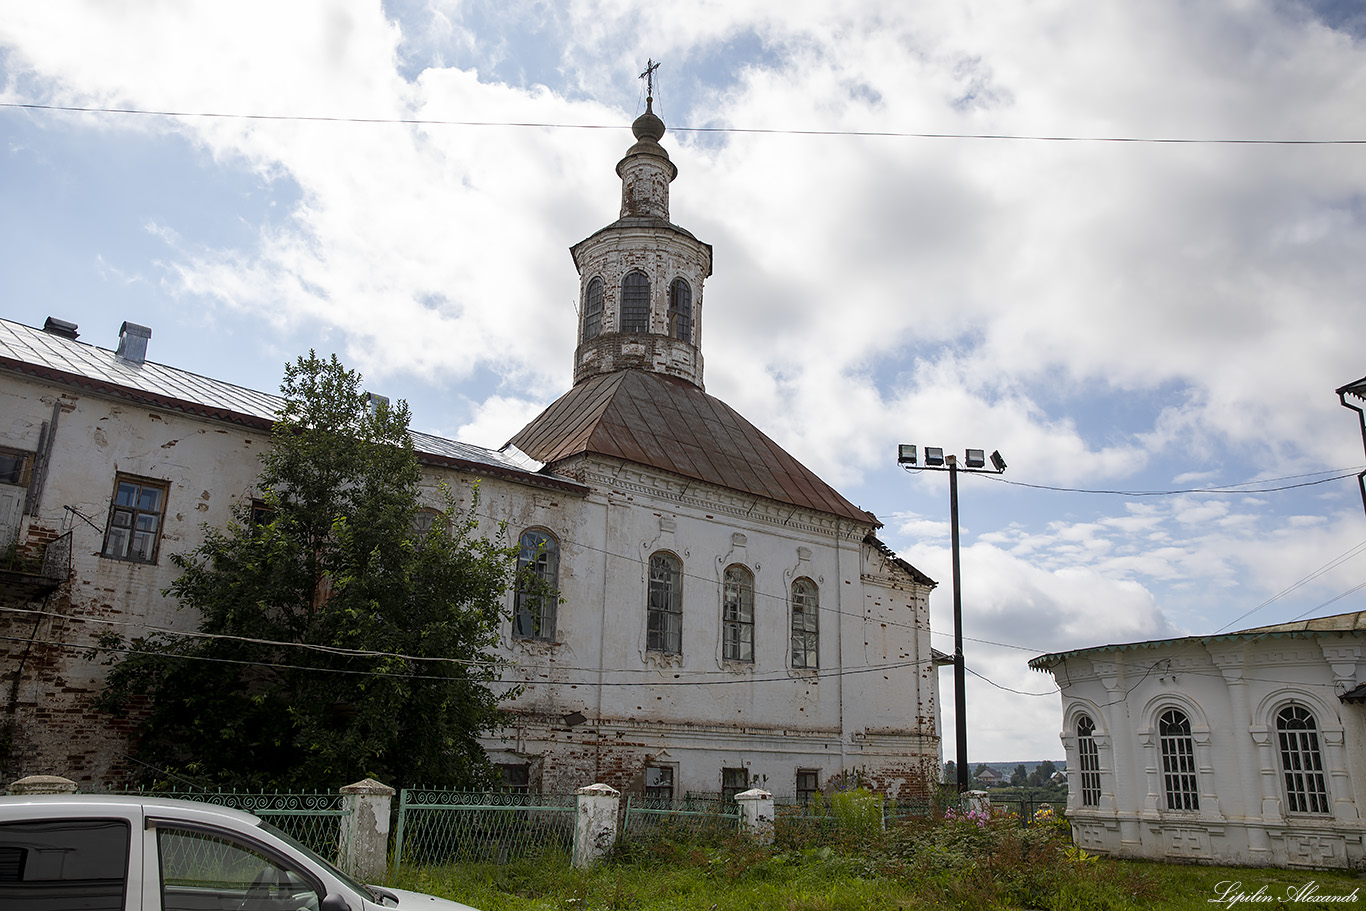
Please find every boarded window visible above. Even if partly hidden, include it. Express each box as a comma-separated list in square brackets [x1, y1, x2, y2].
[621, 271, 650, 333]
[1278, 705, 1330, 814]
[101, 475, 167, 564]
[647, 552, 682, 653]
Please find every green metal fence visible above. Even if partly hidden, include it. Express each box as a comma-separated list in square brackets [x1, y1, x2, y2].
[392, 790, 576, 872]
[104, 788, 350, 860]
[620, 795, 740, 843]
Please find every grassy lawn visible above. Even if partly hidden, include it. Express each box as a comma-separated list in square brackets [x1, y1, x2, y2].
[389, 813, 1365, 911]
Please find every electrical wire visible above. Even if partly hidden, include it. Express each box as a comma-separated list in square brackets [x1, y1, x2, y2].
[966, 466, 1365, 496]
[4, 101, 1365, 145]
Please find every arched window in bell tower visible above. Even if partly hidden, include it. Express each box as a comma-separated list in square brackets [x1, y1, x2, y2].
[583, 277, 603, 340]
[621, 270, 650, 333]
[668, 278, 691, 341]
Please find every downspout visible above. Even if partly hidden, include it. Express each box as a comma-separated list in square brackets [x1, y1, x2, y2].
[1337, 384, 1366, 517]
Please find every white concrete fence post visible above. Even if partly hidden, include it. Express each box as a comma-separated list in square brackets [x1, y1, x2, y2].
[339, 778, 394, 883]
[574, 783, 620, 868]
[8, 775, 77, 794]
[735, 788, 775, 844]
[964, 789, 991, 816]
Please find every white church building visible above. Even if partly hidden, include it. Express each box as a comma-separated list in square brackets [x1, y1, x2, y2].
[1031, 612, 1366, 868]
[0, 101, 943, 800]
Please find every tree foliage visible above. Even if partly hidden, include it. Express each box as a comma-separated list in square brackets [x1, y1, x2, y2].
[97, 353, 519, 790]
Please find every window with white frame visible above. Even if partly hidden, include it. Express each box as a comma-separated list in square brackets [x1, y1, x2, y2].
[1158, 709, 1199, 811]
[668, 278, 691, 341]
[514, 529, 559, 640]
[1076, 714, 1101, 807]
[101, 475, 167, 564]
[791, 578, 819, 668]
[1277, 705, 1330, 814]
[583, 277, 604, 340]
[621, 271, 650, 333]
[647, 551, 682, 653]
[722, 564, 754, 662]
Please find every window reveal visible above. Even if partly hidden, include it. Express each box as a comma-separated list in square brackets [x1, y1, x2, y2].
[722, 564, 754, 662]
[514, 529, 559, 640]
[668, 278, 692, 341]
[791, 578, 819, 668]
[102, 476, 167, 563]
[1277, 705, 1330, 814]
[621, 271, 650, 333]
[583, 277, 604, 340]
[1158, 709, 1199, 811]
[647, 552, 682, 653]
[1076, 714, 1101, 807]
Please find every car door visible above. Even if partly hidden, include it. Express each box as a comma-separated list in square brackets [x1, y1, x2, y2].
[0, 810, 144, 911]
[144, 819, 326, 911]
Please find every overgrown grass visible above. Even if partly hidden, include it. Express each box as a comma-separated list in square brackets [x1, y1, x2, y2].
[389, 809, 1364, 911]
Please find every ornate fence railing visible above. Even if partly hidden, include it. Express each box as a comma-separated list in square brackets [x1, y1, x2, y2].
[392, 789, 576, 873]
[104, 788, 349, 859]
[619, 795, 741, 843]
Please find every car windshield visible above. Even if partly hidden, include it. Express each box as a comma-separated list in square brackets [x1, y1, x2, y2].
[256, 819, 373, 899]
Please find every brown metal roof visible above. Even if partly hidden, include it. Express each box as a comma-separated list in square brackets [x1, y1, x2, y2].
[508, 369, 879, 525]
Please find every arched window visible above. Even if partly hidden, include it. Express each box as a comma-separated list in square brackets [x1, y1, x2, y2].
[583, 277, 603, 340]
[412, 507, 448, 538]
[722, 565, 754, 662]
[647, 552, 682, 653]
[1158, 709, 1199, 811]
[514, 529, 558, 639]
[621, 271, 650, 333]
[1277, 705, 1329, 813]
[790, 578, 818, 668]
[1076, 715, 1100, 807]
[668, 278, 691, 341]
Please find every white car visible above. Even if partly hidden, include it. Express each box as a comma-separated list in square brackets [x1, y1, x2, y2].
[0, 793, 479, 911]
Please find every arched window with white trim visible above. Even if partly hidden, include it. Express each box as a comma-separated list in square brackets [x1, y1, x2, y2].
[790, 578, 818, 669]
[722, 564, 754, 662]
[1159, 708, 1199, 811]
[647, 551, 682, 654]
[1277, 705, 1330, 814]
[514, 529, 558, 640]
[1076, 714, 1101, 807]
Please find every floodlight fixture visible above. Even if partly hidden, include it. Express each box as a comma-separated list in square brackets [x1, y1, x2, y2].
[925, 447, 945, 467]
[991, 450, 1007, 473]
[965, 449, 986, 469]
[897, 444, 917, 465]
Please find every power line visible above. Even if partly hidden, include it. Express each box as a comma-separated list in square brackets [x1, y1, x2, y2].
[4, 101, 1365, 145]
[971, 466, 1365, 497]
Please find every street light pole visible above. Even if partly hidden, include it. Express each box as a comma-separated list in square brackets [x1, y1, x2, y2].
[947, 455, 968, 793]
[896, 445, 1005, 794]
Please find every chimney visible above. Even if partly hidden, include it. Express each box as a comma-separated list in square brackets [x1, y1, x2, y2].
[42, 317, 79, 340]
[116, 322, 152, 364]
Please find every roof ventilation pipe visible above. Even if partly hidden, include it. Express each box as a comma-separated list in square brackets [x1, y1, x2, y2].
[116, 322, 152, 364]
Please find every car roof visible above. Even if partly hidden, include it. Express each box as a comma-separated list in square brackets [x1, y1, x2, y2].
[0, 793, 264, 827]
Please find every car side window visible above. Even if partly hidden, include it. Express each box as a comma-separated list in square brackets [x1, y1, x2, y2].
[0, 818, 129, 911]
[158, 827, 320, 911]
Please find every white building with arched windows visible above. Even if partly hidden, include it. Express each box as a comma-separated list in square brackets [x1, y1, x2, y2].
[1030, 612, 1366, 868]
[0, 98, 943, 800]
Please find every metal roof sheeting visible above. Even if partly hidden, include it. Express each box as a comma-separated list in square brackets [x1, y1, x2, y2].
[1028, 610, 1366, 670]
[507, 368, 879, 525]
[0, 317, 582, 492]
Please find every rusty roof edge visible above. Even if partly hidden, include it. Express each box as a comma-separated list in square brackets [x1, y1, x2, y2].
[1, 352, 580, 494]
[864, 534, 936, 587]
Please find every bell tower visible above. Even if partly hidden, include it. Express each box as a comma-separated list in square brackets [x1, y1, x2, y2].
[570, 62, 713, 389]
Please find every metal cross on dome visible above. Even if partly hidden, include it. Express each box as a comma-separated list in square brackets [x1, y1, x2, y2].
[639, 58, 660, 101]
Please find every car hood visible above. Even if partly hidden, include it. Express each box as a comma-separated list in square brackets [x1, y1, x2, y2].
[369, 886, 481, 911]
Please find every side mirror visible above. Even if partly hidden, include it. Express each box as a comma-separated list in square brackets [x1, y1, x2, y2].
[320, 894, 351, 911]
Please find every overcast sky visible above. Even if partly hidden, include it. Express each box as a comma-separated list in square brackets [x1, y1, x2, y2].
[4, 0, 1365, 763]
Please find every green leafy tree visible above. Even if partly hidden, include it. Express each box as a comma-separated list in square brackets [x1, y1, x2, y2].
[97, 353, 520, 789]
[943, 760, 956, 784]
[1011, 764, 1029, 787]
